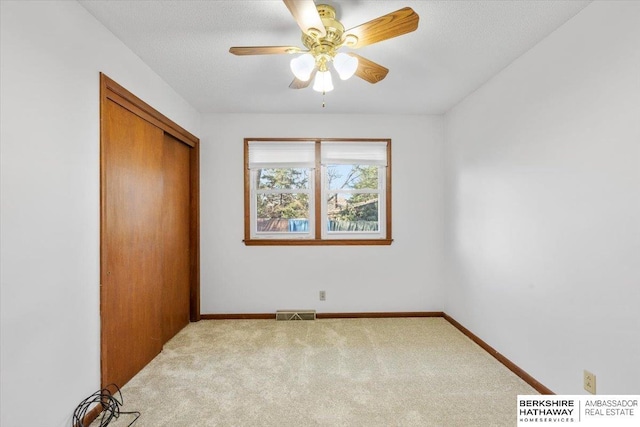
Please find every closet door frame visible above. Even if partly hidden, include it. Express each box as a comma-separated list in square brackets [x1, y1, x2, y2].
[99, 73, 200, 385]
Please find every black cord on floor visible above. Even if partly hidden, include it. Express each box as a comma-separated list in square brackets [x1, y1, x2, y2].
[72, 383, 140, 427]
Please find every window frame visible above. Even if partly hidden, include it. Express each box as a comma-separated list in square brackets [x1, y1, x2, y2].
[244, 138, 393, 246]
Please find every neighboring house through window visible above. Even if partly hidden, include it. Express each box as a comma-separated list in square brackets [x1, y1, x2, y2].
[244, 138, 392, 245]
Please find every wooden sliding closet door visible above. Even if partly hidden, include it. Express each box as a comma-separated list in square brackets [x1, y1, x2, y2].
[161, 133, 191, 343]
[100, 73, 200, 390]
[102, 100, 165, 389]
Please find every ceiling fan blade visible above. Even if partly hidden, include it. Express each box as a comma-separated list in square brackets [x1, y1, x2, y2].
[283, 0, 326, 37]
[344, 7, 419, 49]
[229, 46, 303, 55]
[289, 77, 312, 89]
[289, 69, 317, 89]
[348, 53, 389, 84]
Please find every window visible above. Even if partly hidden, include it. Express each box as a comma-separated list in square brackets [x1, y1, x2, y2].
[244, 138, 392, 245]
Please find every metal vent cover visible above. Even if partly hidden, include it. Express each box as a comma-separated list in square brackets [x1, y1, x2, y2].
[275, 310, 316, 321]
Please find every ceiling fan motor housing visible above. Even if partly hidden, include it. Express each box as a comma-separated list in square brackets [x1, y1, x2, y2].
[302, 4, 355, 70]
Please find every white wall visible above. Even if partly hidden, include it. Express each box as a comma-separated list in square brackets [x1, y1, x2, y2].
[444, 0, 640, 394]
[200, 114, 445, 314]
[0, 2, 201, 426]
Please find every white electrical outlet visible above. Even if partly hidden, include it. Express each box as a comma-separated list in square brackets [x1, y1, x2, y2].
[319, 290, 326, 301]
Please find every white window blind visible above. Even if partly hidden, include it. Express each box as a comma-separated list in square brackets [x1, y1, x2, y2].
[248, 141, 315, 169]
[321, 141, 388, 166]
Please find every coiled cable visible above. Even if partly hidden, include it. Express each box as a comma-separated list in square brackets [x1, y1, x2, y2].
[72, 383, 140, 427]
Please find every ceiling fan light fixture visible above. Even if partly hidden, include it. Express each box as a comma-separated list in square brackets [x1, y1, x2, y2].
[312, 70, 334, 93]
[333, 52, 358, 80]
[230, 2, 419, 94]
[290, 53, 315, 81]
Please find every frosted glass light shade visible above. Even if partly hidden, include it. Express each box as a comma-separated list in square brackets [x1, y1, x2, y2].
[290, 54, 315, 81]
[333, 53, 358, 80]
[312, 70, 334, 93]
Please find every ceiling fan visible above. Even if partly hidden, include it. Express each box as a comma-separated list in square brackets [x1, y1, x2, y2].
[229, 0, 419, 94]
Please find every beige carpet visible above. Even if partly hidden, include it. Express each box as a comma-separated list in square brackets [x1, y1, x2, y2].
[92, 318, 537, 426]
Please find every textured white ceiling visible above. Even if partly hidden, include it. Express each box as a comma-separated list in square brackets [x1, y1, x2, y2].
[78, 0, 591, 114]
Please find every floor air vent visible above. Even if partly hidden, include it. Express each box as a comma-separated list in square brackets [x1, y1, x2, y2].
[275, 310, 316, 321]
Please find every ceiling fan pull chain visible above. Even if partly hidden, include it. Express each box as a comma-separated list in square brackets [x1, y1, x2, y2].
[322, 91, 326, 108]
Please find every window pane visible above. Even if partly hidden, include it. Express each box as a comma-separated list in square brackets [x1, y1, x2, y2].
[327, 164, 378, 190]
[326, 193, 379, 231]
[256, 193, 309, 233]
[257, 168, 309, 190]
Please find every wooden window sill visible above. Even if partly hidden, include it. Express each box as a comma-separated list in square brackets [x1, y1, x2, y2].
[243, 239, 394, 246]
